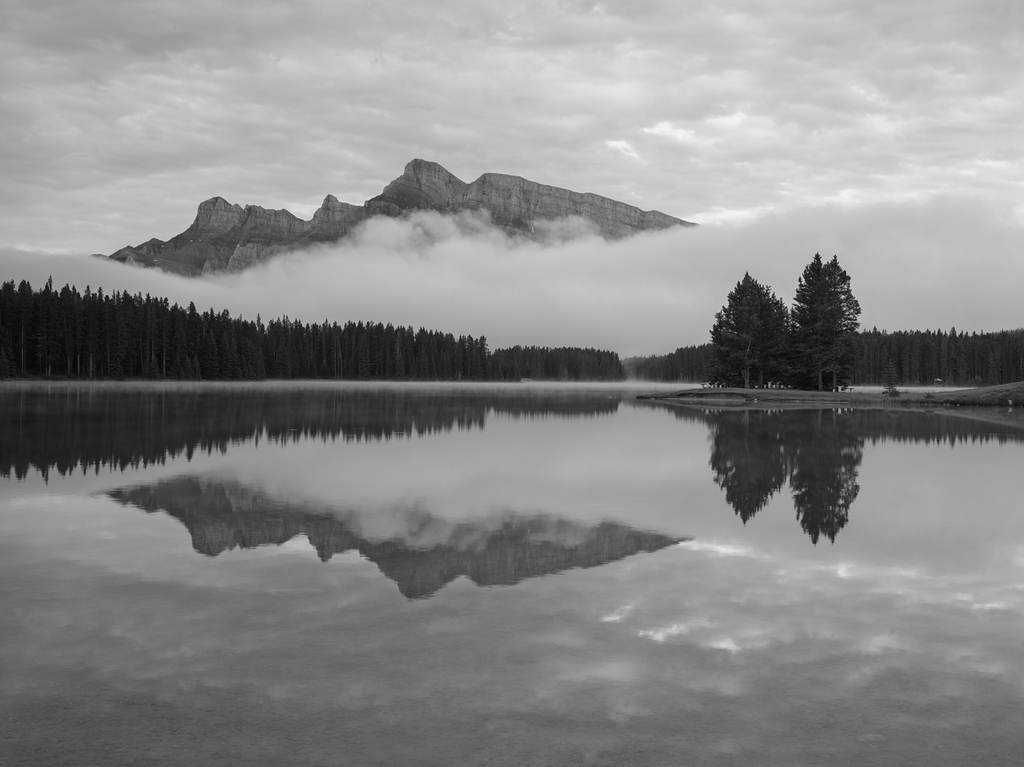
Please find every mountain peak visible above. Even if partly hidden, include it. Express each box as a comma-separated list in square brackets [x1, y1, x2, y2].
[193, 197, 245, 231]
[365, 158, 468, 215]
[106, 160, 696, 275]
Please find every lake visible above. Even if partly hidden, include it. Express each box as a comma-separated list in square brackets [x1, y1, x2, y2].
[2, 382, 1023, 766]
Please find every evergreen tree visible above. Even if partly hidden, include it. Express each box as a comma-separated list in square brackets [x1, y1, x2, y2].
[170, 313, 189, 379]
[882, 359, 899, 397]
[356, 329, 370, 379]
[220, 328, 241, 379]
[709, 272, 789, 387]
[0, 347, 12, 379]
[790, 254, 861, 390]
[201, 332, 220, 380]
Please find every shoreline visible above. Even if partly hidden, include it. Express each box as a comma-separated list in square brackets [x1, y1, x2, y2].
[637, 382, 1024, 430]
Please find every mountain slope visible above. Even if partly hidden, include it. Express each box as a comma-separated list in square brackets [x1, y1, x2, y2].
[105, 159, 696, 275]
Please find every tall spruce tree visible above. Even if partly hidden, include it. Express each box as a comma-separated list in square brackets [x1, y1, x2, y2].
[790, 254, 862, 391]
[709, 273, 789, 387]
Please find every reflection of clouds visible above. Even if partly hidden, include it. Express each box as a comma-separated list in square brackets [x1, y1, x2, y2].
[637, 619, 712, 643]
[944, 649, 1012, 679]
[535, 658, 652, 725]
[1014, 546, 1024, 568]
[621, 540, 1024, 688]
[260, 534, 315, 556]
[556, 660, 639, 684]
[830, 563, 923, 580]
[4, 492, 1024, 762]
[600, 604, 634, 623]
[638, 620, 777, 655]
[217, 409, 710, 538]
[677, 540, 758, 558]
[862, 635, 912, 655]
[705, 638, 741, 653]
[972, 602, 1011, 612]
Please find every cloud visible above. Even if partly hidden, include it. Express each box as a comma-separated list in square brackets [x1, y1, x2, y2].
[3, 195, 1022, 358]
[2, 0, 1023, 257]
[643, 122, 712, 147]
[605, 140, 641, 160]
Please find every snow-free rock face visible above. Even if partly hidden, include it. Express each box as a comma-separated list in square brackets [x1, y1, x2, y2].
[366, 161, 690, 238]
[452, 173, 687, 238]
[364, 158, 468, 217]
[106, 160, 696, 275]
[108, 194, 366, 274]
[306, 194, 364, 241]
[194, 196, 246, 233]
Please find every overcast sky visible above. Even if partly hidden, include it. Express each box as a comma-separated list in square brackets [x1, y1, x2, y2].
[2, 0, 1022, 353]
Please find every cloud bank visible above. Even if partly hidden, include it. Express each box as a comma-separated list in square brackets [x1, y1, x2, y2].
[2, 0, 1023, 254]
[3, 197, 1020, 356]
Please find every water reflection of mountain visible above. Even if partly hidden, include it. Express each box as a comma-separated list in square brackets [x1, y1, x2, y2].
[656, 405, 1024, 545]
[107, 475, 683, 598]
[0, 386, 620, 480]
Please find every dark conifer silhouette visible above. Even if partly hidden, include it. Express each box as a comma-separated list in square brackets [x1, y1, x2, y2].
[789, 254, 862, 390]
[709, 273, 790, 387]
[0, 279, 624, 382]
[649, 326, 1024, 386]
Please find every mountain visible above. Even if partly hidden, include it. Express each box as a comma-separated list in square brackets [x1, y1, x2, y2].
[104, 159, 697, 276]
[107, 475, 686, 598]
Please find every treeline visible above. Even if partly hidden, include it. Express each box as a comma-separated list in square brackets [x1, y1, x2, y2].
[491, 345, 623, 382]
[0, 387, 622, 481]
[703, 255, 1024, 389]
[633, 328, 1024, 386]
[857, 327, 1024, 386]
[0, 279, 624, 382]
[623, 344, 714, 382]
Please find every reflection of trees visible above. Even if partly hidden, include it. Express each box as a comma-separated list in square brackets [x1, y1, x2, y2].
[647, 401, 1023, 545]
[709, 410, 788, 523]
[788, 411, 862, 544]
[0, 385, 621, 480]
[107, 475, 685, 598]
[681, 405, 867, 544]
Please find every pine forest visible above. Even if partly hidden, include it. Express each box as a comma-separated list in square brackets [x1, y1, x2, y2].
[0, 280, 624, 382]
[3, 278, 1021, 386]
[626, 327, 1024, 387]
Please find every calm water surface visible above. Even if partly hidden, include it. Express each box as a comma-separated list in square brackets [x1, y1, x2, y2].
[2, 382, 1023, 766]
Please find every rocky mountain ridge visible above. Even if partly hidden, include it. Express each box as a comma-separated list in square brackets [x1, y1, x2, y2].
[104, 159, 696, 276]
